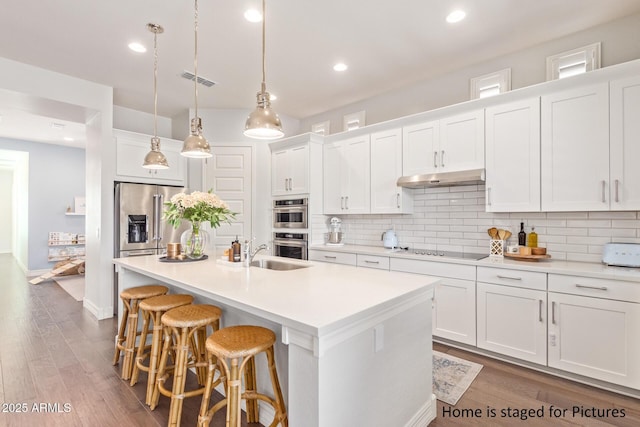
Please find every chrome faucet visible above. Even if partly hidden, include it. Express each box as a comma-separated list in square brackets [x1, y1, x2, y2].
[243, 240, 270, 266]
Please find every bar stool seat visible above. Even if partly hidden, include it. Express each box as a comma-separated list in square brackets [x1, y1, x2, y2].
[198, 325, 288, 427]
[113, 284, 169, 380]
[151, 304, 222, 427]
[130, 293, 195, 405]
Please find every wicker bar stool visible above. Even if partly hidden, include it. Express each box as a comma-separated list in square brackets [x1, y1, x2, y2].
[113, 284, 169, 380]
[130, 293, 195, 405]
[150, 304, 222, 427]
[198, 325, 288, 427]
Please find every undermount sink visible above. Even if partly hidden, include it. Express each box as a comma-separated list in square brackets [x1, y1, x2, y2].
[250, 259, 309, 271]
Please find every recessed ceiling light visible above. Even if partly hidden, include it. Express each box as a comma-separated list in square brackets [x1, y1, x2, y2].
[244, 8, 262, 23]
[63, 137, 74, 142]
[333, 63, 348, 72]
[446, 10, 466, 23]
[128, 42, 147, 53]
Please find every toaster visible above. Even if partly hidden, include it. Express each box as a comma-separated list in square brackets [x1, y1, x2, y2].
[602, 243, 640, 267]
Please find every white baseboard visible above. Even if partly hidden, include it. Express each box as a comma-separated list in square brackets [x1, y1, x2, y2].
[83, 298, 114, 320]
[406, 394, 437, 427]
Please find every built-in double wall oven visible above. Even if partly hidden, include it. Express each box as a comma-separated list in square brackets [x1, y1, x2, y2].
[273, 198, 308, 260]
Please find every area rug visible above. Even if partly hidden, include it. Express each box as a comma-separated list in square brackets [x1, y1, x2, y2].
[433, 351, 483, 405]
[54, 275, 85, 301]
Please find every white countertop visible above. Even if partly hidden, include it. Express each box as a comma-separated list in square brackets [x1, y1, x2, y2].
[310, 244, 640, 283]
[113, 254, 438, 337]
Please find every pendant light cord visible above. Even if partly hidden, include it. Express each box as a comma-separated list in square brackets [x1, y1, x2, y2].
[194, 0, 200, 119]
[153, 28, 158, 138]
[261, 0, 266, 93]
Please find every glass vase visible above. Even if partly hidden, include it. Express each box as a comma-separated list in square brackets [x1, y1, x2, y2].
[180, 221, 209, 260]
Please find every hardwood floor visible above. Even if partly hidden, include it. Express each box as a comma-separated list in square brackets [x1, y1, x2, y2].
[0, 254, 255, 427]
[1, 253, 639, 426]
[431, 342, 640, 426]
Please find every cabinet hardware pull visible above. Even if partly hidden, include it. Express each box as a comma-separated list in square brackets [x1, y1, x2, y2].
[601, 180, 606, 203]
[575, 284, 608, 291]
[496, 275, 522, 280]
[487, 188, 492, 206]
[345, 196, 349, 209]
[433, 151, 438, 168]
[551, 301, 556, 324]
[441, 150, 445, 168]
[324, 255, 337, 259]
[341, 196, 344, 210]
[364, 260, 380, 264]
[615, 179, 619, 203]
[396, 193, 400, 208]
[539, 300, 543, 322]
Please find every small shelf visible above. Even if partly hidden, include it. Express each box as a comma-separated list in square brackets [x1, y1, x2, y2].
[65, 212, 85, 216]
[48, 241, 85, 246]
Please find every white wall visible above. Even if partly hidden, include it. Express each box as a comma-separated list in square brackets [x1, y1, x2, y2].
[0, 168, 13, 253]
[0, 138, 85, 271]
[0, 57, 114, 319]
[300, 12, 640, 133]
[113, 105, 172, 137]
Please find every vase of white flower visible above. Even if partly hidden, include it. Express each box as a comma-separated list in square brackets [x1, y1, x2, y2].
[180, 221, 209, 259]
[164, 190, 235, 260]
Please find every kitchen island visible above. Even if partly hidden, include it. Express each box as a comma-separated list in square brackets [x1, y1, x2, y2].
[113, 255, 439, 427]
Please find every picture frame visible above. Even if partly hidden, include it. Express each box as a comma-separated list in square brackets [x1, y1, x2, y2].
[74, 196, 86, 214]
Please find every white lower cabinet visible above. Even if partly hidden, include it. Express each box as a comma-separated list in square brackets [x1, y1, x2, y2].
[356, 254, 389, 270]
[477, 282, 547, 364]
[432, 278, 476, 346]
[548, 274, 640, 389]
[390, 258, 477, 346]
[308, 249, 356, 266]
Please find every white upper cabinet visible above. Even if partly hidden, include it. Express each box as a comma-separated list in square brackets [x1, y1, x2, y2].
[370, 128, 412, 214]
[485, 98, 541, 212]
[610, 75, 640, 210]
[323, 134, 370, 214]
[271, 144, 309, 196]
[401, 110, 484, 176]
[541, 83, 610, 211]
[439, 110, 485, 172]
[402, 121, 439, 176]
[114, 129, 186, 186]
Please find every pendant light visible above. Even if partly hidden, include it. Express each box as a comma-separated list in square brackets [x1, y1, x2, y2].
[143, 23, 169, 169]
[181, 0, 212, 158]
[244, 0, 284, 140]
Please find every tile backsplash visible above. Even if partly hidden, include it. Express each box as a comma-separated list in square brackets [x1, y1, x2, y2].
[314, 185, 640, 263]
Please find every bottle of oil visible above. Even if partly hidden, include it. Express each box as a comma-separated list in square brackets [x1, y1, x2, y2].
[518, 222, 526, 246]
[232, 236, 241, 262]
[527, 226, 538, 248]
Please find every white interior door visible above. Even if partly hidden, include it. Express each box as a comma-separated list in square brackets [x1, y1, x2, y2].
[204, 146, 252, 255]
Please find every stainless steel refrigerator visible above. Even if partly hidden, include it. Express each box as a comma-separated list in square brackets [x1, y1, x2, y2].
[114, 182, 189, 312]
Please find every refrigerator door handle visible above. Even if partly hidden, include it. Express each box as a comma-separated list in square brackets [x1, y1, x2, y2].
[152, 194, 161, 242]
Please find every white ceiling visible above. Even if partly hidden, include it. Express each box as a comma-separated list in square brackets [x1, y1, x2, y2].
[1, 0, 640, 146]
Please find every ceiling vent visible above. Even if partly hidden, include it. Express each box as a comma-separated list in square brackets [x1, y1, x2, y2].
[180, 71, 216, 87]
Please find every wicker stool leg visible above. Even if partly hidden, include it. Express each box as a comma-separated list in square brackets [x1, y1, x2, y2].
[168, 327, 190, 427]
[145, 312, 164, 405]
[226, 358, 242, 427]
[197, 354, 226, 427]
[121, 299, 141, 380]
[130, 308, 152, 386]
[113, 303, 130, 365]
[244, 356, 259, 423]
[266, 346, 288, 427]
[150, 325, 173, 410]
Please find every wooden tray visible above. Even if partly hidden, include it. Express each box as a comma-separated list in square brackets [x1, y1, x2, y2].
[158, 254, 208, 263]
[504, 253, 551, 262]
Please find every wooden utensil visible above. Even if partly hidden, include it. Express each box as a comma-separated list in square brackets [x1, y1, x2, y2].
[503, 230, 512, 241]
[488, 227, 498, 239]
[497, 229, 507, 240]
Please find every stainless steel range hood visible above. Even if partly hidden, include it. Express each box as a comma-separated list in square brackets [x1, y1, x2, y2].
[396, 168, 485, 188]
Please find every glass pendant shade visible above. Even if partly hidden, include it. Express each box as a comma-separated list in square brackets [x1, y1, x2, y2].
[244, 89, 284, 139]
[143, 136, 169, 169]
[181, 117, 212, 158]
